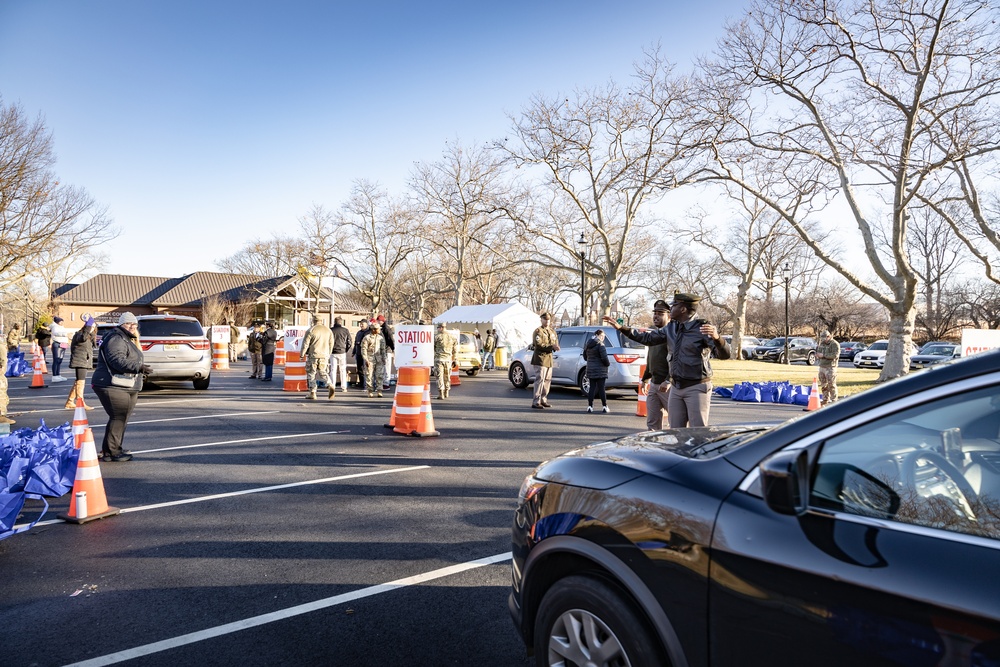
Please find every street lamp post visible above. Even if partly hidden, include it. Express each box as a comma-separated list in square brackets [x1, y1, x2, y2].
[577, 232, 587, 326]
[782, 263, 791, 365]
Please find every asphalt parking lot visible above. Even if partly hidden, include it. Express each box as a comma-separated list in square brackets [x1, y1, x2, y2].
[2, 364, 802, 666]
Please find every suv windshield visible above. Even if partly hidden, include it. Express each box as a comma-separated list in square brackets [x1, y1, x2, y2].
[922, 345, 955, 356]
[138, 320, 205, 337]
[764, 338, 786, 347]
[868, 341, 889, 351]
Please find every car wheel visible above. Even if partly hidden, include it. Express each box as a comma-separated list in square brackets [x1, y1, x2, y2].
[741, 349, 752, 360]
[534, 575, 666, 667]
[193, 376, 210, 390]
[578, 369, 590, 396]
[806, 351, 816, 366]
[509, 362, 529, 389]
[777, 352, 786, 364]
[466, 368, 480, 377]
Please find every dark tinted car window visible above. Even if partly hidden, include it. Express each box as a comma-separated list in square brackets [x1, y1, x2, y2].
[138, 319, 205, 337]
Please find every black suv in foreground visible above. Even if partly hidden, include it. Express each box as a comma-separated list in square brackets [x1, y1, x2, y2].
[511, 350, 1000, 666]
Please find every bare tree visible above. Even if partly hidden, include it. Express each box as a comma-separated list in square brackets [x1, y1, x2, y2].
[409, 141, 514, 307]
[336, 180, 420, 316]
[215, 236, 302, 277]
[698, 0, 1000, 380]
[907, 208, 967, 341]
[0, 99, 119, 291]
[497, 47, 705, 320]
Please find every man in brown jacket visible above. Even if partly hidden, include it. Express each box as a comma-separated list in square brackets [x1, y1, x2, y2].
[530, 312, 560, 409]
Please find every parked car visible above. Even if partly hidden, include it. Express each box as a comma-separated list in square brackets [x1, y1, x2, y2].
[750, 336, 817, 365]
[136, 314, 212, 389]
[720, 335, 761, 360]
[456, 332, 482, 376]
[95, 322, 117, 346]
[510, 348, 1000, 666]
[838, 341, 867, 360]
[910, 343, 961, 370]
[854, 339, 889, 368]
[919, 340, 953, 354]
[507, 325, 646, 395]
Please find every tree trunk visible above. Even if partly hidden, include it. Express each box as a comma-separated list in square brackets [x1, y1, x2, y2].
[879, 303, 916, 382]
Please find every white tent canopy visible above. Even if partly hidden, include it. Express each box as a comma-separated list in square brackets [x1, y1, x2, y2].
[432, 302, 539, 352]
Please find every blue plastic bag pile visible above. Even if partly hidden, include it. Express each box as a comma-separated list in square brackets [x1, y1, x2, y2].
[715, 381, 812, 406]
[0, 420, 78, 540]
[6, 351, 31, 377]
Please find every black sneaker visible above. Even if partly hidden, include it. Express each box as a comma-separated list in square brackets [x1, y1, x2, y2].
[109, 453, 133, 462]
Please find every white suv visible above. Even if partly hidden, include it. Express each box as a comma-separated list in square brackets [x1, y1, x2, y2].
[137, 315, 212, 389]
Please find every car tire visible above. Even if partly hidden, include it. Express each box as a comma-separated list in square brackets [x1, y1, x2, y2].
[193, 376, 211, 390]
[578, 369, 590, 396]
[777, 352, 786, 364]
[466, 368, 480, 377]
[806, 351, 816, 366]
[509, 362, 529, 389]
[534, 575, 666, 667]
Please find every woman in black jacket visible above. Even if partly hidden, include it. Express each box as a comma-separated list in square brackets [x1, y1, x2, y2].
[583, 329, 611, 413]
[91, 312, 150, 462]
[65, 317, 97, 410]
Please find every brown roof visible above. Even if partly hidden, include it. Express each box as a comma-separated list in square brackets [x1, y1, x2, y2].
[54, 272, 371, 313]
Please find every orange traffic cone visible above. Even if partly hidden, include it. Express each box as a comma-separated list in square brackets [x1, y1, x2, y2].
[393, 367, 426, 435]
[636, 364, 647, 417]
[449, 363, 461, 386]
[410, 377, 439, 438]
[57, 428, 120, 524]
[31, 343, 49, 375]
[383, 385, 399, 429]
[72, 398, 90, 448]
[804, 377, 821, 412]
[28, 351, 46, 389]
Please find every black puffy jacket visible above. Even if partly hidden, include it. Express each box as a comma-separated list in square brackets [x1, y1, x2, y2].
[583, 337, 610, 379]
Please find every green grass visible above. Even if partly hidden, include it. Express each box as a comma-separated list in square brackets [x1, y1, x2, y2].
[711, 359, 881, 397]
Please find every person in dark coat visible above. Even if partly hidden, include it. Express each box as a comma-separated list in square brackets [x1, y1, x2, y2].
[34, 324, 52, 365]
[65, 317, 97, 410]
[376, 315, 395, 388]
[91, 312, 150, 462]
[352, 326, 369, 389]
[583, 329, 611, 413]
[260, 321, 278, 381]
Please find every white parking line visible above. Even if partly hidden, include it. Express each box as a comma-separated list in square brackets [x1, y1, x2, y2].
[64, 552, 512, 667]
[23, 465, 428, 529]
[90, 411, 281, 429]
[135, 429, 351, 454]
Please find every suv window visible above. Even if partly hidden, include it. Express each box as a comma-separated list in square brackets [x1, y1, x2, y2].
[138, 319, 206, 337]
[811, 385, 1000, 541]
[557, 332, 587, 349]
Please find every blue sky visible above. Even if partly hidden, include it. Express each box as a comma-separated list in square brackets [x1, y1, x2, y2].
[0, 0, 748, 279]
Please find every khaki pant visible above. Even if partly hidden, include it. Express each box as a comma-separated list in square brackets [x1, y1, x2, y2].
[646, 381, 670, 430]
[819, 365, 838, 405]
[533, 365, 553, 406]
[330, 353, 349, 391]
[667, 381, 712, 428]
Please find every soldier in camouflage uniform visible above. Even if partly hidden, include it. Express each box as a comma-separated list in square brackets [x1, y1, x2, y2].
[301, 315, 335, 400]
[816, 330, 840, 407]
[434, 322, 457, 399]
[361, 320, 387, 397]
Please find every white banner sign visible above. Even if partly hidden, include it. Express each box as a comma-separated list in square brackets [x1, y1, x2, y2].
[210, 325, 230, 344]
[960, 328, 1000, 357]
[395, 325, 434, 367]
[283, 327, 306, 353]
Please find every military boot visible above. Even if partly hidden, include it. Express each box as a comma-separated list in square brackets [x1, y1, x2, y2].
[307, 389, 317, 400]
[328, 385, 336, 400]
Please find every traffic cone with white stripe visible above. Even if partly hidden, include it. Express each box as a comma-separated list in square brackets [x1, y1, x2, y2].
[636, 364, 647, 417]
[72, 399, 90, 448]
[27, 350, 46, 389]
[58, 428, 120, 524]
[393, 367, 427, 435]
[410, 376, 439, 438]
[449, 363, 461, 386]
[804, 377, 821, 412]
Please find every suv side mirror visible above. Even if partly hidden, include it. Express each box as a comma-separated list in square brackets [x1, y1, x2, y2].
[760, 449, 810, 516]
